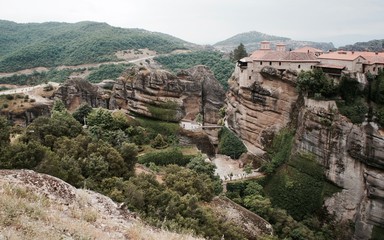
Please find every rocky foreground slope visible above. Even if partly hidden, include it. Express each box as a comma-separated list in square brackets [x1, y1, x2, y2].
[0, 169, 201, 240]
[226, 64, 384, 239]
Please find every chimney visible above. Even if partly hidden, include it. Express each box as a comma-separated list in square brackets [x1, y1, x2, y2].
[260, 41, 271, 50]
[276, 43, 286, 52]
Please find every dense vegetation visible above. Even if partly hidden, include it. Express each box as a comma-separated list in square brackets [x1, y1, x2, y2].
[226, 128, 350, 240]
[0, 102, 250, 239]
[296, 69, 384, 125]
[87, 63, 132, 83]
[214, 31, 289, 46]
[154, 51, 234, 89]
[0, 20, 188, 72]
[218, 127, 247, 159]
[0, 68, 85, 85]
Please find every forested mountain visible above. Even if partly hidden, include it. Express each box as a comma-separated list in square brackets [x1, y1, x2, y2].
[0, 20, 191, 72]
[214, 31, 334, 53]
[339, 39, 384, 51]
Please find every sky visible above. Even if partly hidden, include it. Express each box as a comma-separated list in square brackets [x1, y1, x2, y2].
[1, 0, 384, 47]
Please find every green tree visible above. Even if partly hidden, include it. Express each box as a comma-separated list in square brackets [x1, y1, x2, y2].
[72, 103, 93, 124]
[0, 116, 10, 149]
[119, 142, 138, 174]
[231, 43, 248, 61]
[151, 133, 168, 149]
[218, 127, 247, 159]
[52, 99, 66, 113]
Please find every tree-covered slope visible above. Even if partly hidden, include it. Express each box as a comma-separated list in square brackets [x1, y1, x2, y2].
[0, 20, 190, 72]
[214, 31, 289, 46]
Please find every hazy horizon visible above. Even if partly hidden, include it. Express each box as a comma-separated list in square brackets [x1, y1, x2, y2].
[1, 0, 384, 47]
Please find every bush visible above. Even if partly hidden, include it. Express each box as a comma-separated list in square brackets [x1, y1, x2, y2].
[336, 98, 368, 124]
[218, 127, 247, 159]
[262, 128, 294, 174]
[265, 152, 325, 220]
[138, 148, 193, 166]
[297, 69, 337, 98]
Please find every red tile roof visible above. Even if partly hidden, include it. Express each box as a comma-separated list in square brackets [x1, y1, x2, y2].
[318, 51, 366, 61]
[249, 50, 318, 62]
[292, 46, 323, 53]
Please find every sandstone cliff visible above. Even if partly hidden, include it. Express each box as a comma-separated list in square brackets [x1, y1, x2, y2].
[226, 65, 298, 151]
[227, 63, 384, 239]
[54, 66, 225, 124]
[295, 98, 384, 240]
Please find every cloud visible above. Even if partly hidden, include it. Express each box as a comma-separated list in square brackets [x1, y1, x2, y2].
[1, 0, 383, 46]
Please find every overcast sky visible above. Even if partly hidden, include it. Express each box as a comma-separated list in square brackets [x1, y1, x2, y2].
[1, 0, 384, 46]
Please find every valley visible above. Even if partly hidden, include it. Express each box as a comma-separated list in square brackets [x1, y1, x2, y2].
[1, 20, 384, 240]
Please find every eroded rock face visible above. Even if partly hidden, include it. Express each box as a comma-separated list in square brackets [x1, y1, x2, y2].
[228, 62, 384, 239]
[226, 65, 299, 150]
[295, 98, 384, 240]
[54, 78, 109, 111]
[111, 65, 225, 123]
[55, 66, 225, 124]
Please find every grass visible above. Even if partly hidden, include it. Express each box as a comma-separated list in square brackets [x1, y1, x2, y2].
[0, 180, 201, 240]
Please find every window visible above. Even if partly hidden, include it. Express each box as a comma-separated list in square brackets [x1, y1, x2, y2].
[298, 65, 301, 69]
[249, 76, 251, 80]
[269, 62, 272, 65]
[373, 67, 376, 72]
[260, 61, 263, 65]
[279, 62, 281, 66]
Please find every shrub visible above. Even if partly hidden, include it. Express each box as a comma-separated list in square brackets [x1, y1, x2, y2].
[218, 127, 247, 159]
[138, 148, 192, 166]
[336, 98, 368, 124]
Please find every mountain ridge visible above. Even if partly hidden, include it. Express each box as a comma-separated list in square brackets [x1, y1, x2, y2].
[213, 30, 335, 53]
[0, 20, 194, 72]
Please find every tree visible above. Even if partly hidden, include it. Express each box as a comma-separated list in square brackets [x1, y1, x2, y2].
[218, 127, 247, 159]
[0, 116, 10, 149]
[151, 133, 168, 149]
[72, 103, 93, 124]
[231, 43, 248, 61]
[52, 99, 66, 113]
[119, 142, 138, 174]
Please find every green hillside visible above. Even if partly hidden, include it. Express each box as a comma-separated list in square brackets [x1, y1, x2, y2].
[214, 31, 290, 46]
[0, 20, 190, 72]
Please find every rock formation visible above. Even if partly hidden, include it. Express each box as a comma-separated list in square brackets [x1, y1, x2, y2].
[111, 65, 225, 124]
[54, 66, 225, 124]
[226, 65, 298, 150]
[295, 98, 384, 240]
[227, 63, 384, 239]
[0, 169, 201, 239]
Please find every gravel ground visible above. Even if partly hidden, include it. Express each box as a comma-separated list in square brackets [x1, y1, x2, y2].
[212, 154, 262, 181]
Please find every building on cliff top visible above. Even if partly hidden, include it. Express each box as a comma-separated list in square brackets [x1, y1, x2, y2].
[237, 41, 384, 87]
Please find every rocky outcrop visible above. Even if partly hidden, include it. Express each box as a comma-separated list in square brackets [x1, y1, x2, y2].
[0, 169, 201, 240]
[294, 98, 384, 240]
[226, 65, 298, 150]
[111, 65, 225, 124]
[54, 78, 109, 111]
[54, 66, 225, 124]
[227, 62, 384, 239]
[1, 103, 50, 126]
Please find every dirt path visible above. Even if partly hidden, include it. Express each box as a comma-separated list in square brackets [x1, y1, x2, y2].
[212, 154, 262, 181]
[0, 82, 60, 104]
